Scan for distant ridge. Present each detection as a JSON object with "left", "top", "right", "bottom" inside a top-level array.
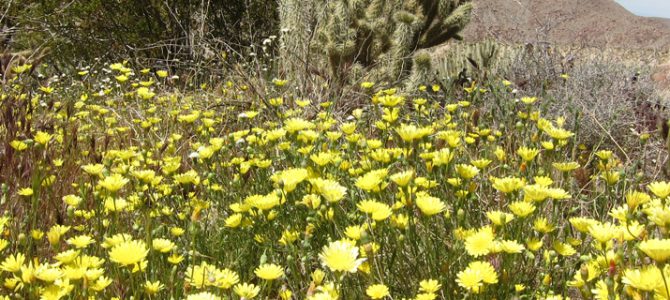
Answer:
[{"left": 462, "top": 0, "right": 670, "bottom": 49}]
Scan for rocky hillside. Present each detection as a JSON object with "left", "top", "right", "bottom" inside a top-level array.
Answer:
[{"left": 462, "top": 0, "right": 670, "bottom": 49}]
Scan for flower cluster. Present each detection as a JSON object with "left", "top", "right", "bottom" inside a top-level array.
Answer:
[{"left": 0, "top": 61, "right": 664, "bottom": 299}]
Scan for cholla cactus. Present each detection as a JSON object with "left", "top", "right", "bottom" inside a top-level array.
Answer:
[{"left": 280, "top": 0, "right": 472, "bottom": 86}]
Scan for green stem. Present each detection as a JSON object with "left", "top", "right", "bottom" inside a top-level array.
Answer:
[{"left": 660, "top": 264, "right": 670, "bottom": 300}]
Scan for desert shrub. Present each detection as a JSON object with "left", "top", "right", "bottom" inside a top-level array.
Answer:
[
  {"left": 2, "top": 1, "right": 278, "bottom": 68},
  {"left": 434, "top": 41, "right": 666, "bottom": 161},
  {"left": 508, "top": 46, "right": 665, "bottom": 157}
]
